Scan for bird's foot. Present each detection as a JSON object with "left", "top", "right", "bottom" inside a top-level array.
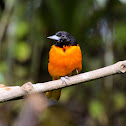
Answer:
[
  {"left": 61, "top": 76, "right": 70, "bottom": 85},
  {"left": 76, "top": 69, "right": 79, "bottom": 74}
]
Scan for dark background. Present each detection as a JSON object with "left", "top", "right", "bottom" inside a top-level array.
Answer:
[{"left": 0, "top": 0, "right": 126, "bottom": 125}]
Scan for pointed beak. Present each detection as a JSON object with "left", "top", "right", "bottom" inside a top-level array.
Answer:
[{"left": 47, "top": 35, "right": 60, "bottom": 41}]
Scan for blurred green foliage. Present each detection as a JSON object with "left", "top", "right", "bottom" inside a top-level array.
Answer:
[
  {"left": 15, "top": 42, "right": 31, "bottom": 62},
  {"left": 0, "top": 0, "right": 126, "bottom": 125}
]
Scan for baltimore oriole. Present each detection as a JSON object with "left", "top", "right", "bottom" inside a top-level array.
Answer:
[{"left": 46, "top": 31, "right": 82, "bottom": 101}]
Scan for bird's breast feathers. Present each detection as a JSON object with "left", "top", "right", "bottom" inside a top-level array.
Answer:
[{"left": 48, "top": 45, "right": 82, "bottom": 77}]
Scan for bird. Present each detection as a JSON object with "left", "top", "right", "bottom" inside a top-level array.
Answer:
[{"left": 46, "top": 31, "right": 82, "bottom": 101}]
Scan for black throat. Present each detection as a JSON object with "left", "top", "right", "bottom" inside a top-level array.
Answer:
[
  {"left": 55, "top": 41, "right": 71, "bottom": 48},
  {"left": 55, "top": 36, "right": 77, "bottom": 48}
]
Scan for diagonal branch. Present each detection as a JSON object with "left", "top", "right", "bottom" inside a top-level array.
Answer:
[{"left": 0, "top": 60, "right": 126, "bottom": 103}]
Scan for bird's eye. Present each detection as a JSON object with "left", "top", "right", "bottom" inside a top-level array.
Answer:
[{"left": 57, "top": 33, "right": 62, "bottom": 37}]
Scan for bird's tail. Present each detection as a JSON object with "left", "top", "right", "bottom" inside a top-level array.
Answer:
[{"left": 46, "top": 89, "right": 61, "bottom": 101}]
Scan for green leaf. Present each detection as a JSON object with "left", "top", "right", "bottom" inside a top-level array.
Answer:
[
  {"left": 15, "top": 22, "right": 29, "bottom": 39},
  {"left": 89, "top": 100, "right": 104, "bottom": 119},
  {"left": 15, "top": 42, "right": 31, "bottom": 62},
  {"left": 113, "top": 92, "right": 125, "bottom": 111}
]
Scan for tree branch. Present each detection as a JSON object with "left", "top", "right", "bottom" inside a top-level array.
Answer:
[{"left": 0, "top": 60, "right": 126, "bottom": 103}]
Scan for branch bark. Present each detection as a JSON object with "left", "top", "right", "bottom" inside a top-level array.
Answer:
[{"left": 0, "top": 60, "right": 126, "bottom": 103}]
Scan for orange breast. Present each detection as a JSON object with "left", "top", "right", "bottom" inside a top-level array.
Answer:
[{"left": 48, "top": 45, "right": 82, "bottom": 77}]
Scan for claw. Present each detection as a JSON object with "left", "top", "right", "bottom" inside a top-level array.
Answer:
[
  {"left": 76, "top": 69, "right": 78, "bottom": 74},
  {"left": 61, "top": 76, "right": 69, "bottom": 85}
]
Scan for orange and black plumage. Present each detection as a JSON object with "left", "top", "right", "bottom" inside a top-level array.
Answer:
[{"left": 46, "top": 31, "right": 82, "bottom": 101}]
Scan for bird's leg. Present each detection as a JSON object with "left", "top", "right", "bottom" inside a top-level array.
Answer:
[{"left": 61, "top": 76, "right": 70, "bottom": 85}]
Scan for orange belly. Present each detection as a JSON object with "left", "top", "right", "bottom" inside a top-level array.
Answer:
[{"left": 48, "top": 45, "right": 82, "bottom": 77}]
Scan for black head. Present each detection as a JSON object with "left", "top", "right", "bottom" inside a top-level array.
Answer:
[{"left": 47, "top": 31, "right": 77, "bottom": 48}]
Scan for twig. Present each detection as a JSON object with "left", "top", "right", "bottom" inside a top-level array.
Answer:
[{"left": 0, "top": 60, "right": 126, "bottom": 103}]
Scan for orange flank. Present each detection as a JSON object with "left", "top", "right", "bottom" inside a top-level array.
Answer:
[{"left": 48, "top": 45, "right": 82, "bottom": 77}]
